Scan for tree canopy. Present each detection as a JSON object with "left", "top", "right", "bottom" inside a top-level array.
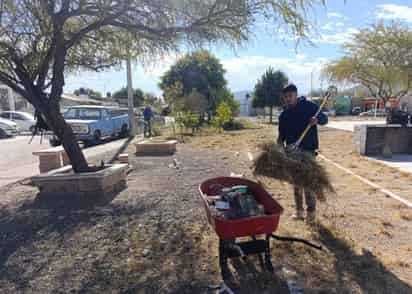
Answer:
[
  {"left": 323, "top": 22, "right": 412, "bottom": 103},
  {"left": 112, "top": 87, "right": 145, "bottom": 107},
  {"left": 253, "top": 68, "right": 288, "bottom": 122},
  {"left": 0, "top": 0, "right": 324, "bottom": 172},
  {"left": 73, "top": 88, "right": 102, "bottom": 100},
  {"left": 159, "top": 50, "right": 238, "bottom": 114}
]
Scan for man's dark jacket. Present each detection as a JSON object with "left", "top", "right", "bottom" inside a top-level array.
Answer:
[{"left": 278, "top": 96, "right": 328, "bottom": 151}]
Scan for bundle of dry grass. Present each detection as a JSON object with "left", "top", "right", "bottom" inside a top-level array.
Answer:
[{"left": 253, "top": 142, "right": 334, "bottom": 201}]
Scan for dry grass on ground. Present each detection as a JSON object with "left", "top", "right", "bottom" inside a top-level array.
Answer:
[
  {"left": 0, "top": 121, "right": 411, "bottom": 293},
  {"left": 188, "top": 123, "right": 412, "bottom": 290}
]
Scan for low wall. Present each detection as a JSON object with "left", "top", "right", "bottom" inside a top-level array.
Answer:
[{"left": 354, "top": 125, "right": 412, "bottom": 155}]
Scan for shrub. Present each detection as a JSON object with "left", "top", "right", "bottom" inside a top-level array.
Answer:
[
  {"left": 151, "top": 123, "right": 163, "bottom": 137},
  {"left": 213, "top": 101, "right": 233, "bottom": 130},
  {"left": 175, "top": 112, "right": 200, "bottom": 134},
  {"left": 223, "top": 118, "right": 260, "bottom": 131}
]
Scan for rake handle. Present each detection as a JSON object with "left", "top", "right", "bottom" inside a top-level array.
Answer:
[{"left": 293, "top": 92, "right": 331, "bottom": 148}]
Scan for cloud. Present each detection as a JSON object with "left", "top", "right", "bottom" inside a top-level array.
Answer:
[
  {"left": 321, "top": 23, "right": 335, "bottom": 31},
  {"left": 221, "top": 55, "right": 328, "bottom": 93},
  {"left": 65, "top": 54, "right": 329, "bottom": 96},
  {"left": 376, "top": 4, "right": 412, "bottom": 22},
  {"left": 321, "top": 21, "right": 346, "bottom": 32},
  {"left": 327, "top": 12, "right": 346, "bottom": 19},
  {"left": 315, "top": 27, "right": 359, "bottom": 45}
]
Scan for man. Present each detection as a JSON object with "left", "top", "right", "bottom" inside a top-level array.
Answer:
[
  {"left": 143, "top": 105, "right": 153, "bottom": 137},
  {"left": 277, "top": 84, "right": 328, "bottom": 224}
]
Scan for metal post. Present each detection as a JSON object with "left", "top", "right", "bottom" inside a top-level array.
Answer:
[
  {"left": 126, "top": 57, "right": 136, "bottom": 137},
  {"left": 374, "top": 98, "right": 378, "bottom": 118},
  {"left": 8, "top": 87, "right": 15, "bottom": 111}
]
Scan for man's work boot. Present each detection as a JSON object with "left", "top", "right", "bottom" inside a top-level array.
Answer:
[
  {"left": 291, "top": 210, "right": 304, "bottom": 221},
  {"left": 306, "top": 211, "right": 316, "bottom": 225}
]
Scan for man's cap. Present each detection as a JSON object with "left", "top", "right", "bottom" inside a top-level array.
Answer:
[{"left": 283, "top": 84, "right": 298, "bottom": 94}]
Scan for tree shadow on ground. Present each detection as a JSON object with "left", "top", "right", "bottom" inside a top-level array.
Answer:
[
  {"left": 317, "top": 224, "right": 412, "bottom": 294},
  {"left": 98, "top": 222, "right": 289, "bottom": 294},
  {"left": 108, "top": 137, "right": 134, "bottom": 164},
  {"left": 0, "top": 190, "right": 161, "bottom": 292}
]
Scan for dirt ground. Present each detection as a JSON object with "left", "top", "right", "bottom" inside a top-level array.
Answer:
[{"left": 0, "top": 123, "right": 411, "bottom": 293}]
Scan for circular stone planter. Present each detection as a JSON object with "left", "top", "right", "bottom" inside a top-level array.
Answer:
[
  {"left": 31, "top": 164, "right": 128, "bottom": 197},
  {"left": 135, "top": 140, "right": 177, "bottom": 155}
]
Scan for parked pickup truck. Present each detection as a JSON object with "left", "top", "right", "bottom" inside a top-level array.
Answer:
[{"left": 50, "top": 105, "right": 129, "bottom": 146}]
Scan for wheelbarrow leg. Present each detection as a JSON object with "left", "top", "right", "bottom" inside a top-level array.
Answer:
[
  {"left": 219, "top": 239, "right": 230, "bottom": 280},
  {"left": 264, "top": 235, "right": 274, "bottom": 272},
  {"left": 252, "top": 235, "right": 265, "bottom": 270}
]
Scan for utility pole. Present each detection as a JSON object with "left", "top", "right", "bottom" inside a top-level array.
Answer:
[{"left": 126, "top": 56, "right": 136, "bottom": 137}]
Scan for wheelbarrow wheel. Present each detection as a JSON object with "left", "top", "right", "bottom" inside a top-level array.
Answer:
[
  {"left": 219, "top": 239, "right": 230, "bottom": 280},
  {"left": 264, "top": 235, "right": 274, "bottom": 272}
]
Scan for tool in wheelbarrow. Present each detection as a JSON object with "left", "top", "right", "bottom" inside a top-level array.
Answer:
[{"left": 199, "top": 177, "right": 322, "bottom": 286}]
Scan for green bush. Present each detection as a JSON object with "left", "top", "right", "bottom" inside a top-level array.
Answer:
[
  {"left": 213, "top": 101, "right": 233, "bottom": 130},
  {"left": 175, "top": 112, "right": 200, "bottom": 134},
  {"left": 223, "top": 118, "right": 260, "bottom": 131},
  {"left": 151, "top": 123, "right": 163, "bottom": 137}
]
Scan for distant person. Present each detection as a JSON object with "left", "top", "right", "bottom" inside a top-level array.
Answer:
[
  {"left": 277, "top": 84, "right": 328, "bottom": 224},
  {"left": 143, "top": 105, "right": 153, "bottom": 137}
]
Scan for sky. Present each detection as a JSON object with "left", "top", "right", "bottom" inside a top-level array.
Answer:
[{"left": 64, "top": 1, "right": 412, "bottom": 97}]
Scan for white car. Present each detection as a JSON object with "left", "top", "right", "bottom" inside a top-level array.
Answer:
[
  {"left": 0, "top": 117, "right": 18, "bottom": 138},
  {"left": 0, "top": 111, "right": 36, "bottom": 132}
]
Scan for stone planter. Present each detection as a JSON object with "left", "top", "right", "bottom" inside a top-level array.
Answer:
[
  {"left": 135, "top": 140, "right": 177, "bottom": 155},
  {"left": 118, "top": 153, "right": 129, "bottom": 164},
  {"left": 31, "top": 164, "right": 128, "bottom": 197},
  {"left": 354, "top": 125, "right": 412, "bottom": 156}
]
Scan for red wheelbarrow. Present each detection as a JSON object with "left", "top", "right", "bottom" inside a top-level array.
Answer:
[{"left": 199, "top": 177, "right": 322, "bottom": 281}]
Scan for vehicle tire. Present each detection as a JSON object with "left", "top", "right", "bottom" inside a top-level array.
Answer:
[
  {"left": 94, "top": 130, "right": 102, "bottom": 144},
  {"left": 119, "top": 124, "right": 129, "bottom": 138},
  {"left": 0, "top": 128, "right": 7, "bottom": 139},
  {"left": 49, "top": 139, "right": 61, "bottom": 147}
]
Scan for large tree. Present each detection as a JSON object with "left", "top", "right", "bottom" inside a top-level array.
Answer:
[
  {"left": 159, "top": 50, "right": 233, "bottom": 117},
  {"left": 252, "top": 68, "right": 288, "bottom": 123},
  {"left": 112, "top": 87, "right": 144, "bottom": 107},
  {"left": 73, "top": 87, "right": 102, "bottom": 100},
  {"left": 0, "top": 0, "right": 322, "bottom": 172},
  {"left": 323, "top": 22, "right": 412, "bottom": 105}
]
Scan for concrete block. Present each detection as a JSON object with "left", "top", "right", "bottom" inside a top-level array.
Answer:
[
  {"left": 354, "top": 124, "right": 412, "bottom": 156},
  {"left": 62, "top": 152, "right": 71, "bottom": 166},
  {"left": 135, "top": 140, "right": 177, "bottom": 155},
  {"left": 118, "top": 153, "right": 129, "bottom": 164},
  {"left": 31, "top": 164, "right": 128, "bottom": 197}
]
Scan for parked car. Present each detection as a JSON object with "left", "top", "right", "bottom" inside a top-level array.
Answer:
[
  {"left": 49, "top": 105, "right": 130, "bottom": 146},
  {"left": 0, "top": 111, "right": 36, "bottom": 132},
  {"left": 386, "top": 109, "right": 410, "bottom": 126},
  {"left": 351, "top": 106, "right": 361, "bottom": 115},
  {"left": 359, "top": 109, "right": 387, "bottom": 117},
  {"left": 0, "top": 117, "right": 19, "bottom": 138}
]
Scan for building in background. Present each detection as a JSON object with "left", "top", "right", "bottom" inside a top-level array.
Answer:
[
  {"left": 0, "top": 84, "right": 34, "bottom": 114},
  {"left": 233, "top": 90, "right": 253, "bottom": 116}
]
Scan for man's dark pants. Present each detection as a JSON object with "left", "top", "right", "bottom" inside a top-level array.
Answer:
[
  {"left": 293, "top": 151, "right": 316, "bottom": 213},
  {"left": 144, "top": 119, "right": 152, "bottom": 137}
]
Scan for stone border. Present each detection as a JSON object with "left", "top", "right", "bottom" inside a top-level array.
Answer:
[
  {"left": 135, "top": 140, "right": 177, "bottom": 155},
  {"left": 31, "top": 164, "right": 128, "bottom": 197}
]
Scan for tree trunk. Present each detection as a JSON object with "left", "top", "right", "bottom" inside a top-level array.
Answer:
[
  {"left": 44, "top": 104, "right": 89, "bottom": 173},
  {"left": 269, "top": 107, "right": 273, "bottom": 124}
]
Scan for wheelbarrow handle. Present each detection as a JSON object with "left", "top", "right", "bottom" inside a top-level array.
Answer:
[{"left": 270, "top": 234, "right": 323, "bottom": 251}]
